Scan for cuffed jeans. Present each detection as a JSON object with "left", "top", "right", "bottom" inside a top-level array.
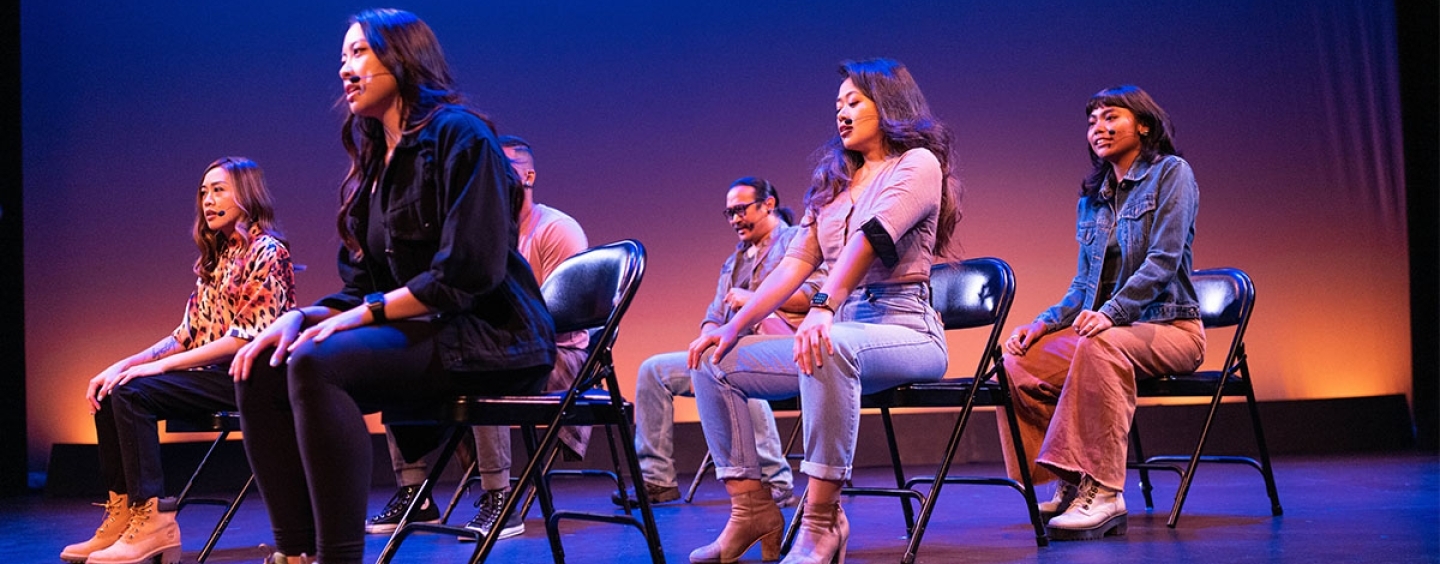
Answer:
[
  {"left": 998, "top": 318, "right": 1205, "bottom": 491},
  {"left": 693, "top": 283, "right": 947, "bottom": 482},
  {"left": 633, "top": 351, "right": 792, "bottom": 490}
]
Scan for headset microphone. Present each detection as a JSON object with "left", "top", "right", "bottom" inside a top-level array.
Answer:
[
  {"left": 1107, "top": 128, "right": 1116, "bottom": 135},
  {"left": 347, "top": 72, "right": 393, "bottom": 84},
  {"left": 216, "top": 210, "right": 226, "bottom": 217},
  {"left": 842, "top": 118, "right": 854, "bottom": 125}
]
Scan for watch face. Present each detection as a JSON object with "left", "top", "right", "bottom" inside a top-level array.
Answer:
[{"left": 810, "top": 292, "right": 829, "bottom": 307}]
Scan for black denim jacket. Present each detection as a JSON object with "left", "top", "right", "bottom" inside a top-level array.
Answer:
[{"left": 316, "top": 105, "right": 556, "bottom": 374}]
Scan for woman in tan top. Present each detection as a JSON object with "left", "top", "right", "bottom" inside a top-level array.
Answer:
[{"left": 687, "top": 58, "right": 962, "bottom": 564}]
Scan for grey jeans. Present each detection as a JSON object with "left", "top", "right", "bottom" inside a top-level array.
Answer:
[{"left": 693, "top": 283, "right": 947, "bottom": 482}]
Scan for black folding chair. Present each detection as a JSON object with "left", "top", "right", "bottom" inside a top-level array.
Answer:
[
  {"left": 1128, "top": 267, "right": 1282, "bottom": 527},
  {"left": 166, "top": 411, "right": 254, "bottom": 564},
  {"left": 780, "top": 257, "right": 1047, "bottom": 564},
  {"left": 377, "top": 240, "right": 663, "bottom": 564}
]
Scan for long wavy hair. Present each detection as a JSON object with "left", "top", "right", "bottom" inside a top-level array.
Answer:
[
  {"left": 334, "top": 8, "right": 503, "bottom": 258},
  {"left": 1081, "top": 85, "right": 1180, "bottom": 197},
  {"left": 730, "top": 176, "right": 794, "bottom": 225},
  {"left": 804, "top": 58, "right": 961, "bottom": 257},
  {"left": 193, "top": 157, "right": 284, "bottom": 283}
]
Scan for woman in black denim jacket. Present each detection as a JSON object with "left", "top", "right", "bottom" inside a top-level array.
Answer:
[
  {"left": 230, "top": 9, "right": 555, "bottom": 564},
  {"left": 1000, "top": 85, "right": 1205, "bottom": 542}
]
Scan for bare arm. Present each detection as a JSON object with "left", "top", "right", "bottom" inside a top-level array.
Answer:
[{"left": 792, "top": 231, "right": 876, "bottom": 374}]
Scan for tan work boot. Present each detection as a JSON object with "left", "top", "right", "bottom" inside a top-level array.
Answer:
[
  {"left": 264, "top": 551, "right": 317, "bottom": 564},
  {"left": 60, "top": 491, "right": 131, "bottom": 563},
  {"left": 86, "top": 497, "right": 182, "bottom": 564}
]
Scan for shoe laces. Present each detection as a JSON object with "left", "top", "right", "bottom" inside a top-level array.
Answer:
[
  {"left": 92, "top": 496, "right": 127, "bottom": 535},
  {"left": 374, "top": 485, "right": 420, "bottom": 520},
  {"left": 1074, "top": 477, "right": 1103, "bottom": 510},
  {"left": 120, "top": 500, "right": 156, "bottom": 540},
  {"left": 473, "top": 489, "right": 509, "bottom": 524}
]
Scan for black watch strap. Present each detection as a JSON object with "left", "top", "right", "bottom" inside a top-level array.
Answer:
[{"left": 365, "top": 292, "right": 388, "bottom": 323}]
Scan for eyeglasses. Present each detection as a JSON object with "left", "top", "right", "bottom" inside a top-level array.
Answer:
[{"left": 722, "top": 201, "right": 763, "bottom": 220}]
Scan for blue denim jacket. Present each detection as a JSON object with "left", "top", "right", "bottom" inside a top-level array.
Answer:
[{"left": 1035, "top": 154, "right": 1201, "bottom": 332}]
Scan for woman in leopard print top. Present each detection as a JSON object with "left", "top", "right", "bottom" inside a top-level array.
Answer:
[{"left": 62, "top": 157, "right": 295, "bottom": 564}]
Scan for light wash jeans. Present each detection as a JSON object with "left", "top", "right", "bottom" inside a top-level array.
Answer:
[
  {"left": 693, "top": 283, "right": 948, "bottom": 482},
  {"left": 633, "top": 351, "right": 792, "bottom": 490}
]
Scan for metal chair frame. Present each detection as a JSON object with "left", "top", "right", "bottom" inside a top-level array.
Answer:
[
  {"left": 376, "top": 240, "right": 663, "bottom": 564},
  {"left": 166, "top": 411, "right": 255, "bottom": 564},
  {"left": 1128, "top": 267, "right": 1282, "bottom": 528},
  {"left": 779, "top": 257, "right": 1048, "bottom": 563}
]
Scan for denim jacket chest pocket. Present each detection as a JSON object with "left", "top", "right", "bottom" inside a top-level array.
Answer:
[
  {"left": 383, "top": 149, "right": 443, "bottom": 276},
  {"left": 1076, "top": 220, "right": 1098, "bottom": 245},
  {"left": 385, "top": 148, "right": 441, "bottom": 239},
  {"left": 1114, "top": 191, "right": 1157, "bottom": 249}
]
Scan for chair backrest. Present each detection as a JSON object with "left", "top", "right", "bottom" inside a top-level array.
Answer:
[
  {"left": 1192, "top": 267, "right": 1255, "bottom": 330},
  {"left": 930, "top": 257, "right": 1016, "bottom": 331},
  {"left": 1190, "top": 267, "right": 1255, "bottom": 375},
  {"left": 930, "top": 257, "right": 1016, "bottom": 379},
  {"left": 539, "top": 239, "right": 646, "bottom": 390}
]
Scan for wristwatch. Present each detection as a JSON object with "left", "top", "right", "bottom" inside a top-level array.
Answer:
[
  {"left": 809, "top": 292, "right": 836, "bottom": 313},
  {"left": 365, "top": 292, "right": 388, "bottom": 323}
]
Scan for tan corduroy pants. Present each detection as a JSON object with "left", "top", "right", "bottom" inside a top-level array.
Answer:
[{"left": 998, "top": 319, "right": 1205, "bottom": 491}]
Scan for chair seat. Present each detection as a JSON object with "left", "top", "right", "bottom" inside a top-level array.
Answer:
[
  {"left": 383, "top": 390, "right": 631, "bottom": 428},
  {"left": 1138, "top": 370, "right": 1250, "bottom": 397},
  {"left": 165, "top": 411, "right": 243, "bottom": 433},
  {"left": 766, "top": 379, "right": 1009, "bottom": 412}
]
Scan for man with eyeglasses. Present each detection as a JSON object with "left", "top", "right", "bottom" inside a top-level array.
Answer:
[{"left": 613, "top": 177, "right": 826, "bottom": 508}]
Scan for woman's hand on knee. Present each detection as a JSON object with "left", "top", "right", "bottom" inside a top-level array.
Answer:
[
  {"left": 1005, "top": 321, "right": 1047, "bottom": 356},
  {"left": 793, "top": 309, "right": 834, "bottom": 375},
  {"left": 688, "top": 322, "right": 737, "bottom": 369},
  {"left": 231, "top": 310, "right": 304, "bottom": 381},
  {"left": 296, "top": 306, "right": 366, "bottom": 347},
  {"left": 84, "top": 361, "right": 126, "bottom": 414},
  {"left": 1071, "top": 310, "right": 1114, "bottom": 339}
]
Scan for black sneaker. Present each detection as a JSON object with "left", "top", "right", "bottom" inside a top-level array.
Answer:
[
  {"left": 365, "top": 485, "right": 440, "bottom": 534},
  {"left": 610, "top": 482, "right": 681, "bottom": 508},
  {"left": 459, "top": 487, "right": 525, "bottom": 541}
]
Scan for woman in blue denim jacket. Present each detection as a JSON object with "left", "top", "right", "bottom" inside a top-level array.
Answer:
[
  {"left": 229, "top": 9, "right": 554, "bottom": 564},
  {"left": 1000, "top": 85, "right": 1206, "bottom": 541}
]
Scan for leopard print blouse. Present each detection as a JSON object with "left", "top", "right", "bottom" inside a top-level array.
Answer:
[{"left": 171, "top": 227, "right": 296, "bottom": 349}]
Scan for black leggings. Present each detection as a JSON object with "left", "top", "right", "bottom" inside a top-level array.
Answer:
[
  {"left": 95, "top": 368, "right": 236, "bottom": 501},
  {"left": 235, "top": 321, "right": 548, "bottom": 563}
]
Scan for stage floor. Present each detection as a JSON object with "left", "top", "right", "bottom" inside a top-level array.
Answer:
[{"left": 4, "top": 452, "right": 1435, "bottom": 563}]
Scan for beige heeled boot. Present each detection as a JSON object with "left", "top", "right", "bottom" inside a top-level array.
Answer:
[
  {"left": 689, "top": 487, "right": 784, "bottom": 563},
  {"left": 86, "top": 497, "right": 182, "bottom": 564},
  {"left": 60, "top": 492, "right": 131, "bottom": 563},
  {"left": 779, "top": 502, "right": 849, "bottom": 564}
]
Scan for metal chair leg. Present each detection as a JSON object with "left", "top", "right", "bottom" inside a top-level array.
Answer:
[{"left": 685, "top": 452, "right": 713, "bottom": 503}]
